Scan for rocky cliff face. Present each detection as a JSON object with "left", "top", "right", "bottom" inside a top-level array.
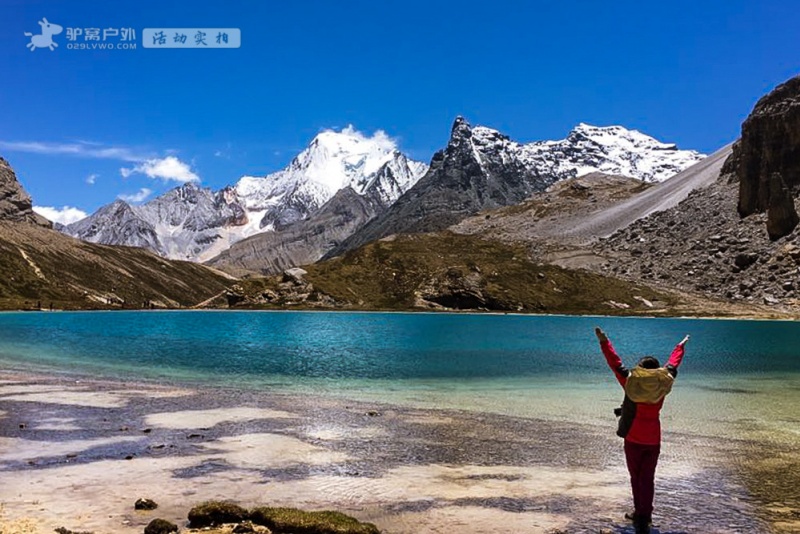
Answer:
[
  {"left": 732, "top": 75, "right": 800, "bottom": 239},
  {"left": 207, "top": 187, "right": 382, "bottom": 276},
  {"left": 0, "top": 158, "right": 51, "bottom": 228}
]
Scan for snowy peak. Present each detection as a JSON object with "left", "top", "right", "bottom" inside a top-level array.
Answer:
[
  {"left": 447, "top": 117, "right": 704, "bottom": 184},
  {"left": 568, "top": 123, "right": 678, "bottom": 151},
  {"left": 233, "top": 126, "right": 428, "bottom": 227},
  {"left": 275, "top": 126, "right": 414, "bottom": 196},
  {"left": 525, "top": 123, "right": 704, "bottom": 182}
]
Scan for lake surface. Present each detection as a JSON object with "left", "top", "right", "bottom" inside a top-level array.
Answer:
[
  {"left": 0, "top": 311, "right": 798, "bottom": 532},
  {"left": 0, "top": 311, "right": 798, "bottom": 441}
]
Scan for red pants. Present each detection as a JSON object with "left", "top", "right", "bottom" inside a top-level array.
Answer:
[{"left": 624, "top": 440, "right": 661, "bottom": 522}]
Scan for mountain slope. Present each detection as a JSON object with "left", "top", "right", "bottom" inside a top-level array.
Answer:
[
  {"left": 557, "top": 143, "right": 732, "bottom": 240},
  {"left": 326, "top": 118, "right": 704, "bottom": 258},
  {"left": 229, "top": 232, "right": 679, "bottom": 314},
  {"left": 64, "top": 128, "right": 427, "bottom": 263},
  {"left": 0, "top": 158, "right": 230, "bottom": 310},
  {"left": 0, "top": 222, "right": 231, "bottom": 309}
]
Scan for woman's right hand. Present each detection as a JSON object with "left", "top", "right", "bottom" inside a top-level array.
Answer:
[{"left": 595, "top": 327, "right": 608, "bottom": 343}]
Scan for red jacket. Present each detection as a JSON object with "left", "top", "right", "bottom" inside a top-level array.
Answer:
[{"left": 600, "top": 340, "right": 685, "bottom": 445}]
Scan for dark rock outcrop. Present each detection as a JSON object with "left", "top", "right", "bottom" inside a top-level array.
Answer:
[
  {"left": 733, "top": 75, "right": 800, "bottom": 218},
  {"left": 0, "top": 157, "right": 51, "bottom": 227},
  {"left": 766, "top": 172, "right": 800, "bottom": 240}
]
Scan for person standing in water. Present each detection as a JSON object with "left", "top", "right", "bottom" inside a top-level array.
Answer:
[{"left": 595, "top": 327, "right": 690, "bottom": 534}]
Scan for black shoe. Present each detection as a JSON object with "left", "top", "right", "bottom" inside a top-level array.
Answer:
[{"left": 634, "top": 517, "right": 651, "bottom": 534}]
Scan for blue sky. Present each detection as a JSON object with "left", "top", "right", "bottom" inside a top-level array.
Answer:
[{"left": 1, "top": 0, "right": 799, "bottom": 222}]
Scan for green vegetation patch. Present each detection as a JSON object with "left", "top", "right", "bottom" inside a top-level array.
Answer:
[{"left": 188, "top": 501, "right": 249, "bottom": 527}]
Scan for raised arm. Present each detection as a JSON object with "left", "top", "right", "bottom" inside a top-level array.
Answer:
[
  {"left": 665, "top": 334, "right": 689, "bottom": 377},
  {"left": 595, "top": 327, "right": 629, "bottom": 387}
]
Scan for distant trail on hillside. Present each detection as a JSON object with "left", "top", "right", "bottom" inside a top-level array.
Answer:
[{"left": 561, "top": 143, "right": 733, "bottom": 240}]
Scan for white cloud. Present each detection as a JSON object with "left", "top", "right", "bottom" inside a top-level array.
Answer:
[
  {"left": 117, "top": 188, "right": 152, "bottom": 203},
  {"left": 0, "top": 140, "right": 142, "bottom": 162},
  {"left": 86, "top": 173, "right": 98, "bottom": 185},
  {"left": 334, "top": 125, "right": 398, "bottom": 152},
  {"left": 32, "top": 205, "right": 88, "bottom": 225},
  {"left": 0, "top": 140, "right": 201, "bottom": 184},
  {"left": 120, "top": 156, "right": 199, "bottom": 183}
]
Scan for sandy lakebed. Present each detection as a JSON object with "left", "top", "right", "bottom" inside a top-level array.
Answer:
[{"left": 0, "top": 370, "right": 797, "bottom": 534}]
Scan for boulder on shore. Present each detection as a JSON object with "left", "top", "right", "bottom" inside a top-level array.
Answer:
[{"left": 144, "top": 518, "right": 178, "bottom": 534}]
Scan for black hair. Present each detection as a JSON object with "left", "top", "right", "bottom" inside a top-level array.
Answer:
[{"left": 637, "top": 356, "right": 660, "bottom": 369}]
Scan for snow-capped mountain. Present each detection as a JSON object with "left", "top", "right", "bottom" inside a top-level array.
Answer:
[
  {"left": 469, "top": 122, "right": 704, "bottom": 185},
  {"left": 516, "top": 123, "right": 703, "bottom": 183},
  {"left": 63, "top": 127, "right": 428, "bottom": 262},
  {"left": 234, "top": 126, "right": 427, "bottom": 229},
  {"left": 64, "top": 185, "right": 247, "bottom": 260},
  {"left": 327, "top": 117, "right": 705, "bottom": 257}
]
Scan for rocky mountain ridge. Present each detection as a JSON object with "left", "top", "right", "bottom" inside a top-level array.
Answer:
[
  {"left": 326, "top": 118, "right": 704, "bottom": 258},
  {"left": 0, "top": 157, "right": 51, "bottom": 228}
]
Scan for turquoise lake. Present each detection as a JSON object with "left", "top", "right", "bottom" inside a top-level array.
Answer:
[
  {"left": 0, "top": 311, "right": 798, "bottom": 444},
  {"left": 1, "top": 310, "right": 799, "bottom": 532}
]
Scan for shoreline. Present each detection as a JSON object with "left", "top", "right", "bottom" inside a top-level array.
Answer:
[
  {"left": 0, "top": 306, "right": 797, "bottom": 322},
  {"left": 1, "top": 369, "right": 794, "bottom": 533}
]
